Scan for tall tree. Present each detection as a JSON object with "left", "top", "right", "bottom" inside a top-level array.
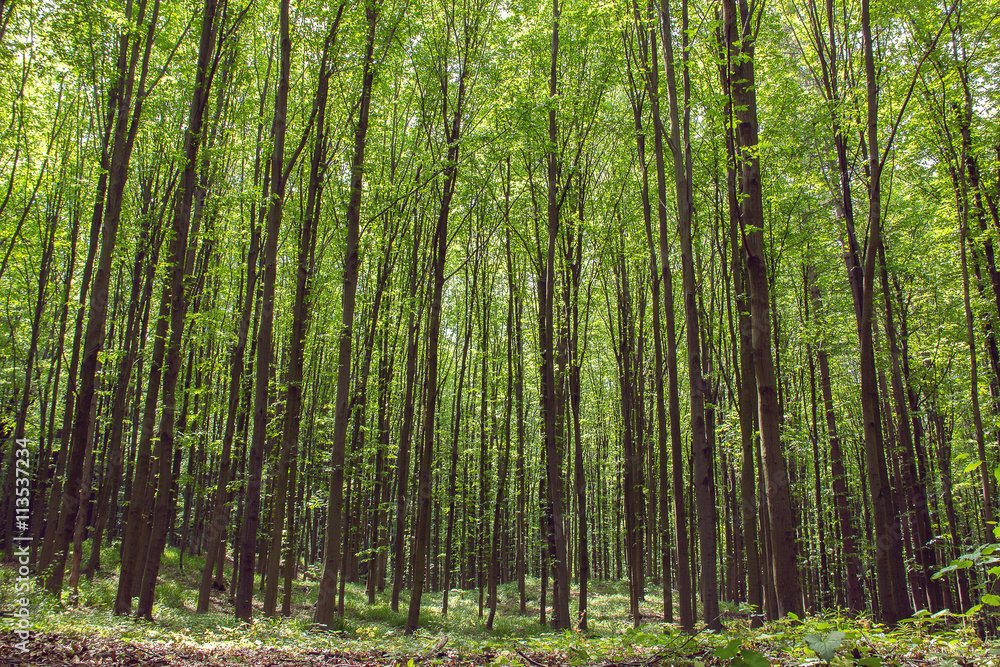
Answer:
[
  {"left": 236, "top": 0, "right": 292, "bottom": 622},
  {"left": 659, "top": 0, "right": 719, "bottom": 630},
  {"left": 314, "top": 3, "right": 378, "bottom": 627},
  {"left": 264, "top": 4, "right": 345, "bottom": 618},
  {"left": 721, "top": 0, "right": 803, "bottom": 619},
  {"left": 406, "top": 0, "right": 486, "bottom": 632},
  {"left": 135, "top": 0, "right": 224, "bottom": 620}
]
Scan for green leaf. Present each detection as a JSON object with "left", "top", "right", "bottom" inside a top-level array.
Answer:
[
  {"left": 713, "top": 639, "right": 741, "bottom": 660},
  {"left": 803, "top": 631, "right": 845, "bottom": 662},
  {"left": 737, "top": 648, "right": 770, "bottom": 667},
  {"left": 858, "top": 658, "right": 883, "bottom": 667},
  {"left": 932, "top": 564, "right": 957, "bottom": 580},
  {"left": 982, "top": 594, "right": 1000, "bottom": 606},
  {"left": 964, "top": 460, "right": 984, "bottom": 474}
]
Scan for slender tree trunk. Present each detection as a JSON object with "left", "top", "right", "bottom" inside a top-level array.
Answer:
[
  {"left": 634, "top": 5, "right": 673, "bottom": 624},
  {"left": 315, "top": 5, "right": 377, "bottom": 627},
  {"left": 85, "top": 181, "right": 161, "bottom": 579},
  {"left": 857, "top": 0, "right": 911, "bottom": 623},
  {"left": 195, "top": 43, "right": 273, "bottom": 611},
  {"left": 487, "top": 266, "right": 514, "bottom": 629},
  {"left": 715, "top": 13, "right": 764, "bottom": 621},
  {"left": 442, "top": 265, "right": 475, "bottom": 616},
  {"left": 237, "top": 0, "right": 291, "bottom": 622},
  {"left": 542, "top": 0, "right": 571, "bottom": 629},
  {"left": 67, "top": 411, "right": 96, "bottom": 599},
  {"left": 367, "top": 328, "right": 394, "bottom": 603},
  {"left": 135, "top": 7, "right": 220, "bottom": 618},
  {"left": 875, "top": 240, "right": 942, "bottom": 612},
  {"left": 390, "top": 220, "right": 425, "bottom": 612},
  {"left": 265, "top": 7, "right": 342, "bottom": 616},
  {"left": 723, "top": 0, "right": 802, "bottom": 619},
  {"left": 568, "top": 182, "right": 588, "bottom": 631},
  {"left": 806, "top": 266, "right": 864, "bottom": 611},
  {"left": 405, "top": 29, "right": 467, "bottom": 633},
  {"left": 961, "top": 164, "right": 991, "bottom": 525},
  {"left": 611, "top": 256, "right": 644, "bottom": 628},
  {"left": 7, "top": 193, "right": 57, "bottom": 558},
  {"left": 659, "top": 0, "right": 717, "bottom": 630}
]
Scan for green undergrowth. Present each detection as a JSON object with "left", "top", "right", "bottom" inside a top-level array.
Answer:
[{"left": 3, "top": 544, "right": 1000, "bottom": 665}]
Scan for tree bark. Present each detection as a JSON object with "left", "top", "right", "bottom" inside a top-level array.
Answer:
[
  {"left": 659, "top": 0, "right": 718, "bottom": 629},
  {"left": 806, "top": 265, "right": 864, "bottom": 611}
]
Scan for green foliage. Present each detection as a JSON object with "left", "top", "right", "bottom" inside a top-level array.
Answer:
[
  {"left": 933, "top": 542, "right": 1000, "bottom": 581},
  {"left": 714, "top": 639, "right": 770, "bottom": 667},
  {"left": 5, "top": 0, "right": 1000, "bottom": 662},
  {"left": 803, "top": 630, "right": 845, "bottom": 663},
  {"left": 5, "top": 554, "right": 997, "bottom": 666}
]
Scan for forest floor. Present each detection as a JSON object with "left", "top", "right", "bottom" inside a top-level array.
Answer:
[{"left": 0, "top": 545, "right": 997, "bottom": 666}]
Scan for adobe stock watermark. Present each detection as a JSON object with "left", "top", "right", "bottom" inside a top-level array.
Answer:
[{"left": 8, "top": 438, "right": 32, "bottom": 654}]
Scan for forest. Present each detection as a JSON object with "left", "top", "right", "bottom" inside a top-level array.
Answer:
[{"left": 1, "top": 0, "right": 999, "bottom": 663}]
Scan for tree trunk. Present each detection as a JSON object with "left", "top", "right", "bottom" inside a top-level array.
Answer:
[
  {"left": 442, "top": 263, "right": 476, "bottom": 616},
  {"left": 134, "top": 0, "right": 220, "bottom": 619},
  {"left": 542, "top": 0, "right": 571, "bottom": 630},
  {"left": 659, "top": 0, "right": 717, "bottom": 630},
  {"left": 265, "top": 6, "right": 342, "bottom": 617},
  {"left": 405, "top": 25, "right": 467, "bottom": 633},
  {"left": 806, "top": 266, "right": 864, "bottom": 611},
  {"left": 857, "top": 0, "right": 911, "bottom": 624},
  {"left": 723, "top": 0, "right": 802, "bottom": 619},
  {"left": 314, "top": 5, "right": 376, "bottom": 627}
]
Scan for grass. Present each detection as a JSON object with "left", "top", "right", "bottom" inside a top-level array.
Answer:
[{"left": 3, "top": 542, "right": 1000, "bottom": 665}]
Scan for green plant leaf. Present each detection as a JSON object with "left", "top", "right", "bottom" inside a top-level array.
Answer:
[
  {"left": 932, "top": 564, "right": 957, "bottom": 579},
  {"left": 964, "top": 460, "right": 983, "bottom": 474},
  {"left": 737, "top": 648, "right": 770, "bottom": 667},
  {"left": 803, "top": 631, "right": 844, "bottom": 662},
  {"left": 713, "top": 638, "right": 741, "bottom": 660},
  {"left": 857, "top": 657, "right": 882, "bottom": 667}
]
